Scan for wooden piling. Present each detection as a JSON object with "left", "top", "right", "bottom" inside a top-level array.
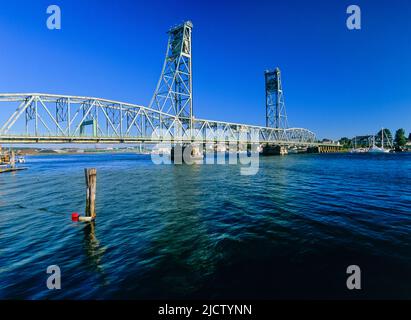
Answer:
[{"left": 85, "top": 168, "right": 97, "bottom": 219}]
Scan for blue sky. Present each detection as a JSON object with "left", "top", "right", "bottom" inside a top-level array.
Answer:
[{"left": 0, "top": 0, "right": 410, "bottom": 139}]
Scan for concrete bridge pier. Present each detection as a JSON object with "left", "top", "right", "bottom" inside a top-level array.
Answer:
[
  {"left": 171, "top": 143, "right": 203, "bottom": 164},
  {"left": 261, "top": 144, "right": 288, "bottom": 156},
  {"left": 248, "top": 143, "right": 261, "bottom": 154}
]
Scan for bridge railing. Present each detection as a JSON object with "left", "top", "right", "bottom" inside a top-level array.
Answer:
[{"left": 0, "top": 94, "right": 317, "bottom": 145}]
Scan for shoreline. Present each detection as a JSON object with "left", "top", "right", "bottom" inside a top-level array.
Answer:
[{"left": 23, "top": 151, "right": 151, "bottom": 156}]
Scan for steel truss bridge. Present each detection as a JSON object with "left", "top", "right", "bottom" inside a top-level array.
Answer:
[
  {"left": 0, "top": 21, "right": 319, "bottom": 147},
  {"left": 0, "top": 94, "right": 316, "bottom": 145}
]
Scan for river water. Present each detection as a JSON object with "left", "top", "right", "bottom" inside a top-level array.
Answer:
[{"left": 0, "top": 153, "right": 410, "bottom": 299}]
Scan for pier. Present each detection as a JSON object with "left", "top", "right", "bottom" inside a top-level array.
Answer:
[
  {"left": 0, "top": 145, "right": 27, "bottom": 173},
  {"left": 308, "top": 145, "right": 343, "bottom": 153}
]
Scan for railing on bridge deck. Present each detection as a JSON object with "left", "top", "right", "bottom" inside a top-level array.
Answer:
[{"left": 0, "top": 94, "right": 318, "bottom": 146}]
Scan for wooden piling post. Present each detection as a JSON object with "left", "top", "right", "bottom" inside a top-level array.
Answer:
[{"left": 85, "top": 168, "right": 97, "bottom": 219}]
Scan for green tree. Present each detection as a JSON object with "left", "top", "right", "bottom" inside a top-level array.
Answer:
[
  {"left": 408, "top": 133, "right": 411, "bottom": 142},
  {"left": 376, "top": 128, "right": 392, "bottom": 140},
  {"left": 339, "top": 137, "right": 352, "bottom": 148},
  {"left": 376, "top": 128, "right": 392, "bottom": 147},
  {"left": 394, "top": 128, "right": 407, "bottom": 147}
]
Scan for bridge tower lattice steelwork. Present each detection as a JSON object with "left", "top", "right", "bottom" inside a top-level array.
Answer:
[
  {"left": 265, "top": 68, "right": 288, "bottom": 129},
  {"left": 149, "top": 21, "right": 193, "bottom": 134}
]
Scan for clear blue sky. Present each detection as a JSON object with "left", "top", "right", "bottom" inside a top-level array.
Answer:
[{"left": 0, "top": 0, "right": 410, "bottom": 139}]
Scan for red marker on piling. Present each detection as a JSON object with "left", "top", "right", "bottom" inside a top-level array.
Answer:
[{"left": 70, "top": 168, "right": 97, "bottom": 223}]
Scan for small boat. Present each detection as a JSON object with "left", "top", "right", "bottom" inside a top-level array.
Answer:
[
  {"left": 368, "top": 129, "right": 390, "bottom": 153},
  {"left": 350, "top": 148, "right": 368, "bottom": 153},
  {"left": 288, "top": 146, "right": 308, "bottom": 154},
  {"left": 350, "top": 137, "right": 368, "bottom": 153},
  {"left": 288, "top": 147, "right": 298, "bottom": 154},
  {"left": 368, "top": 145, "right": 390, "bottom": 153},
  {"left": 151, "top": 147, "right": 171, "bottom": 155},
  {"left": 17, "top": 156, "right": 25, "bottom": 163}
]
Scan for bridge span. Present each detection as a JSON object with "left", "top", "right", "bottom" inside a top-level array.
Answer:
[
  {"left": 0, "top": 93, "right": 316, "bottom": 146},
  {"left": 0, "top": 21, "right": 338, "bottom": 151}
]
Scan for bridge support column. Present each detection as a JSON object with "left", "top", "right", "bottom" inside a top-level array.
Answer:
[
  {"left": 307, "top": 146, "right": 319, "bottom": 153},
  {"left": 261, "top": 144, "right": 288, "bottom": 156},
  {"left": 171, "top": 143, "right": 203, "bottom": 164}
]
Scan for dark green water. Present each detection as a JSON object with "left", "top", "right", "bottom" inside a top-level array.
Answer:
[{"left": 0, "top": 153, "right": 410, "bottom": 299}]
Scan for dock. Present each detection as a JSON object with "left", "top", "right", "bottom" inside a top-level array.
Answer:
[
  {"left": 0, "top": 145, "right": 27, "bottom": 173},
  {"left": 0, "top": 167, "right": 27, "bottom": 174}
]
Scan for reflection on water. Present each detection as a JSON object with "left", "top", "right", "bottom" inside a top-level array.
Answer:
[
  {"left": 83, "top": 222, "right": 105, "bottom": 273},
  {"left": 0, "top": 153, "right": 411, "bottom": 299}
]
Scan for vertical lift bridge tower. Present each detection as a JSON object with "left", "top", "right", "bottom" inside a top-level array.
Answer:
[{"left": 265, "top": 68, "right": 288, "bottom": 129}]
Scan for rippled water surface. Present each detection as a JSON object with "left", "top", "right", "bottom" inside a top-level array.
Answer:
[{"left": 0, "top": 153, "right": 410, "bottom": 299}]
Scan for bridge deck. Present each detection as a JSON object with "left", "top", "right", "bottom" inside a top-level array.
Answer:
[
  {"left": 0, "top": 94, "right": 322, "bottom": 147},
  {"left": 0, "top": 135, "right": 340, "bottom": 148}
]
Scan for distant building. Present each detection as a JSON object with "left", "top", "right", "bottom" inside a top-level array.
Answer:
[
  {"left": 321, "top": 139, "right": 338, "bottom": 145},
  {"left": 352, "top": 135, "right": 373, "bottom": 148}
]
